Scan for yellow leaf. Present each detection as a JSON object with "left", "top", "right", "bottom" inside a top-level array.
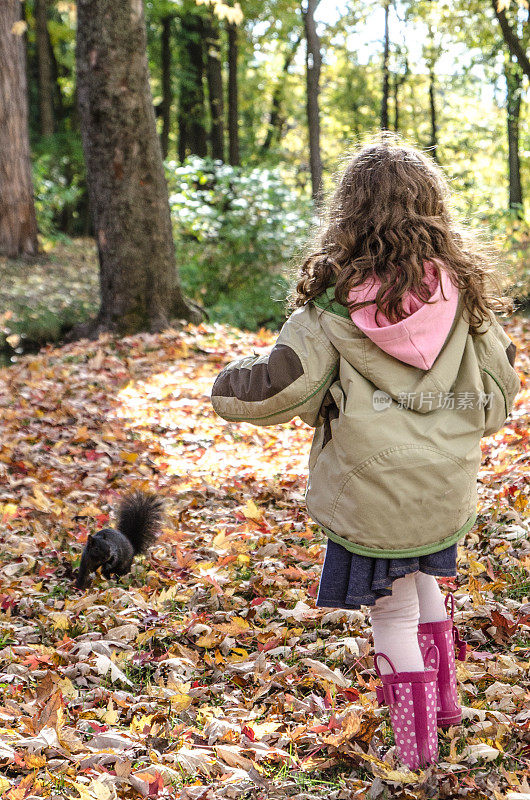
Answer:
[
  {"left": 0, "top": 777, "right": 10, "bottom": 793},
  {"left": 31, "top": 487, "right": 52, "bottom": 511},
  {"left": 469, "top": 558, "right": 487, "bottom": 576},
  {"left": 212, "top": 530, "right": 228, "bottom": 549},
  {"left": 196, "top": 632, "right": 223, "bottom": 648},
  {"left": 120, "top": 451, "right": 139, "bottom": 463},
  {"left": 356, "top": 751, "right": 422, "bottom": 782},
  {"left": 136, "top": 630, "right": 156, "bottom": 647},
  {"left": 130, "top": 714, "right": 155, "bottom": 734},
  {"left": 227, "top": 647, "right": 248, "bottom": 662},
  {"left": 73, "top": 426, "right": 91, "bottom": 443},
  {"left": 57, "top": 677, "right": 78, "bottom": 699},
  {"left": 157, "top": 583, "right": 180, "bottom": 607},
  {"left": 1, "top": 503, "right": 17, "bottom": 521},
  {"left": 101, "top": 700, "right": 119, "bottom": 725},
  {"left": 92, "top": 781, "right": 113, "bottom": 800},
  {"left": 50, "top": 613, "right": 70, "bottom": 630},
  {"left": 170, "top": 693, "right": 192, "bottom": 712},
  {"left": 242, "top": 499, "right": 261, "bottom": 521},
  {"left": 218, "top": 616, "right": 249, "bottom": 636},
  {"left": 11, "top": 20, "right": 27, "bottom": 35},
  {"left": 76, "top": 504, "right": 101, "bottom": 516},
  {"left": 5, "top": 334, "right": 20, "bottom": 348},
  {"left": 25, "top": 754, "right": 46, "bottom": 768},
  {"left": 196, "top": 561, "right": 215, "bottom": 571},
  {"left": 514, "top": 492, "right": 528, "bottom": 516}
]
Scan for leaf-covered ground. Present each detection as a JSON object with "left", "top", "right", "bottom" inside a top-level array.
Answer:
[
  {"left": 0, "top": 316, "right": 528, "bottom": 800},
  {"left": 0, "top": 239, "right": 98, "bottom": 359}
]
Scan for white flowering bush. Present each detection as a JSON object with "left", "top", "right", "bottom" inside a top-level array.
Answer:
[{"left": 166, "top": 157, "right": 313, "bottom": 329}]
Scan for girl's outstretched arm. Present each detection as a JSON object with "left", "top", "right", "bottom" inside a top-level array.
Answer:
[{"left": 210, "top": 304, "right": 339, "bottom": 427}]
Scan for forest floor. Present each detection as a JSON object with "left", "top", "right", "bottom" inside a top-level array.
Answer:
[
  {"left": 0, "top": 239, "right": 98, "bottom": 363},
  {"left": 0, "top": 313, "right": 528, "bottom": 799}
]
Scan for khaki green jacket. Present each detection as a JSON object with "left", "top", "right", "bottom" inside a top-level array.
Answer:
[{"left": 211, "top": 289, "right": 520, "bottom": 558}]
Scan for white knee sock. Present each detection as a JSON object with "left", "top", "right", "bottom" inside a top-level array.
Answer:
[
  {"left": 414, "top": 572, "right": 448, "bottom": 624},
  {"left": 369, "top": 573, "right": 425, "bottom": 675}
]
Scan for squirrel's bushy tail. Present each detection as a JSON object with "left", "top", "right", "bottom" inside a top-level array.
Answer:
[{"left": 117, "top": 491, "right": 164, "bottom": 554}]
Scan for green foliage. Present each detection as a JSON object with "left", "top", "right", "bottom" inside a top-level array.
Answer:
[
  {"left": 167, "top": 157, "right": 313, "bottom": 329},
  {"left": 32, "top": 133, "right": 88, "bottom": 238}
]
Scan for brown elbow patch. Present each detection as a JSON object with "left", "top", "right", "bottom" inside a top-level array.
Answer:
[
  {"left": 506, "top": 341, "right": 516, "bottom": 367},
  {"left": 212, "top": 344, "right": 304, "bottom": 401}
]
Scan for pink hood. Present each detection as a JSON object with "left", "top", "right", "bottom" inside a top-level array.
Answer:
[{"left": 347, "top": 261, "right": 459, "bottom": 370}]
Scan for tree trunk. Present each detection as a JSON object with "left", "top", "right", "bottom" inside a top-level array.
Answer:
[
  {"left": 47, "top": 22, "right": 66, "bottom": 121},
  {"left": 0, "top": 1, "right": 39, "bottom": 257},
  {"left": 261, "top": 34, "right": 301, "bottom": 153},
  {"left": 177, "top": 13, "right": 208, "bottom": 160},
  {"left": 227, "top": 21, "right": 240, "bottom": 166},
  {"left": 505, "top": 59, "right": 523, "bottom": 216},
  {"left": 492, "top": 0, "right": 530, "bottom": 82},
  {"left": 303, "top": 0, "right": 322, "bottom": 205},
  {"left": 392, "top": 55, "right": 408, "bottom": 133},
  {"left": 76, "top": 0, "right": 200, "bottom": 335},
  {"left": 160, "top": 15, "right": 172, "bottom": 159},
  {"left": 35, "top": 0, "right": 54, "bottom": 136},
  {"left": 392, "top": 73, "right": 399, "bottom": 131},
  {"left": 427, "top": 24, "right": 437, "bottom": 161},
  {"left": 206, "top": 16, "right": 224, "bottom": 161},
  {"left": 381, "top": 0, "right": 390, "bottom": 130}
]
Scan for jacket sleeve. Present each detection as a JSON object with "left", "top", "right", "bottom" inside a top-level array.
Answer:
[
  {"left": 210, "top": 303, "right": 339, "bottom": 427},
  {"left": 478, "top": 315, "right": 521, "bottom": 437}
]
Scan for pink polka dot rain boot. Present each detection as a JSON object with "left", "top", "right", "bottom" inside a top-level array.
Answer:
[
  {"left": 374, "top": 645, "right": 440, "bottom": 770},
  {"left": 417, "top": 592, "right": 467, "bottom": 728}
]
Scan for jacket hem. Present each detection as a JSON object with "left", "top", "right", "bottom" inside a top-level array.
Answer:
[{"left": 315, "top": 511, "right": 477, "bottom": 558}]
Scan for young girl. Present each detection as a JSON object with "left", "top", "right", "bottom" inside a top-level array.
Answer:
[{"left": 210, "top": 135, "right": 520, "bottom": 770}]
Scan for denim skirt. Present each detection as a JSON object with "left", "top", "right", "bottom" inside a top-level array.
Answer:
[{"left": 316, "top": 537, "right": 458, "bottom": 610}]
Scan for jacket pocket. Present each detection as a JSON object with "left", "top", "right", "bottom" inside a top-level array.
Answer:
[{"left": 326, "top": 444, "right": 478, "bottom": 552}]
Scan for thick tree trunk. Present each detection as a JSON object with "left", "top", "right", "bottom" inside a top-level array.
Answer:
[
  {"left": 303, "top": 0, "right": 322, "bottom": 205},
  {"left": 261, "top": 34, "right": 300, "bottom": 153},
  {"left": 35, "top": 0, "right": 54, "bottom": 136},
  {"left": 177, "top": 13, "right": 208, "bottom": 160},
  {"left": 0, "top": 1, "right": 39, "bottom": 257},
  {"left": 76, "top": 0, "right": 200, "bottom": 335},
  {"left": 206, "top": 17, "right": 224, "bottom": 161},
  {"left": 160, "top": 15, "right": 172, "bottom": 159},
  {"left": 227, "top": 21, "right": 240, "bottom": 166},
  {"left": 505, "top": 60, "right": 523, "bottom": 216},
  {"left": 381, "top": 0, "right": 390, "bottom": 130}
]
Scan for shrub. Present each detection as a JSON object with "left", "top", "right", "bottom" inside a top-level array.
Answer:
[
  {"left": 166, "top": 157, "right": 312, "bottom": 329},
  {"left": 32, "top": 133, "right": 88, "bottom": 238}
]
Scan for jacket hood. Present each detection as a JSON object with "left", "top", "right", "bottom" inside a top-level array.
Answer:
[
  {"left": 347, "top": 260, "right": 460, "bottom": 370},
  {"left": 315, "top": 269, "right": 469, "bottom": 414}
]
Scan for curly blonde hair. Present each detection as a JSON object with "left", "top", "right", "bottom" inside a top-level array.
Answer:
[{"left": 291, "top": 133, "right": 512, "bottom": 334}]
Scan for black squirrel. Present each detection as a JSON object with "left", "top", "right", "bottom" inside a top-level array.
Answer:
[{"left": 76, "top": 491, "right": 164, "bottom": 589}]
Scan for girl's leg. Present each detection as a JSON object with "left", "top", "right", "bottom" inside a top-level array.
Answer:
[
  {"left": 414, "top": 572, "right": 447, "bottom": 624},
  {"left": 368, "top": 572, "right": 424, "bottom": 675}
]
